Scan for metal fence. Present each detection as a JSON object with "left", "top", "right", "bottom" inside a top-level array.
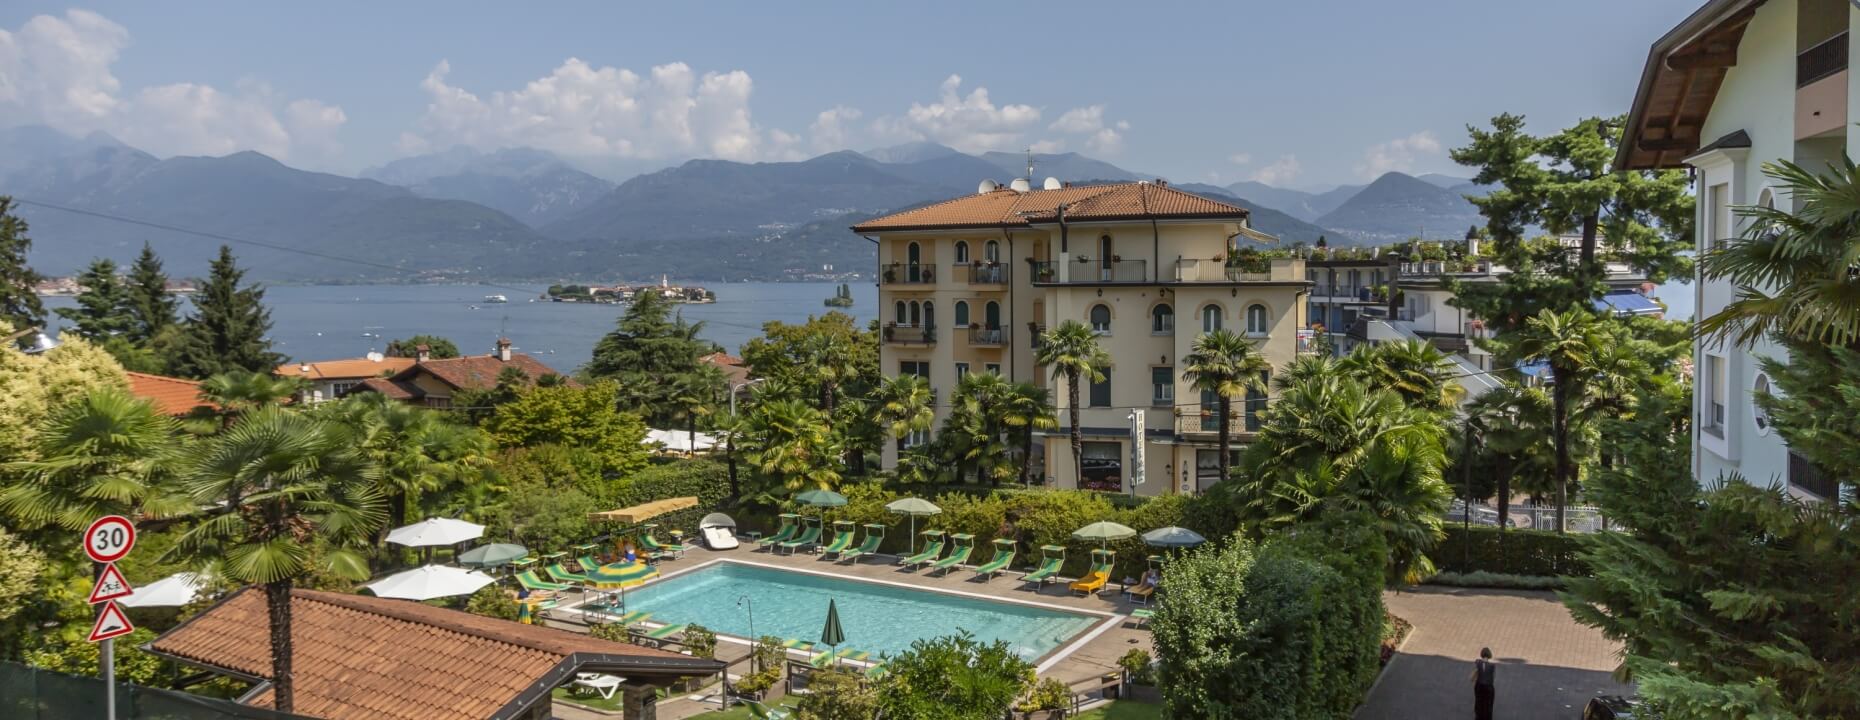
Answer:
[
  {"left": 1446, "top": 500, "right": 1620, "bottom": 534},
  {"left": 0, "top": 661, "right": 309, "bottom": 720}
]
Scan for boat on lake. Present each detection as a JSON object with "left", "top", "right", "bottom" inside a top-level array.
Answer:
[{"left": 484, "top": 294, "right": 509, "bottom": 303}]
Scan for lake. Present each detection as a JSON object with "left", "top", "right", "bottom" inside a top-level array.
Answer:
[{"left": 43, "top": 282, "right": 878, "bottom": 373}]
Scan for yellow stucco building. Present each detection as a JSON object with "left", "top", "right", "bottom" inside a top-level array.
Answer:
[{"left": 854, "top": 179, "right": 1310, "bottom": 495}]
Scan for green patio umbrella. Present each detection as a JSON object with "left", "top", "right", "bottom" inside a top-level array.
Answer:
[
  {"left": 820, "top": 598, "right": 845, "bottom": 651},
  {"left": 1140, "top": 526, "right": 1206, "bottom": 549},
  {"left": 1071, "top": 521, "right": 1137, "bottom": 550},
  {"left": 795, "top": 489, "right": 849, "bottom": 507},
  {"left": 457, "top": 543, "right": 529, "bottom": 569},
  {"left": 886, "top": 498, "right": 942, "bottom": 554}
]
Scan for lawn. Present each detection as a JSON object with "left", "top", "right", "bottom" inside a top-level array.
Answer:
[
  {"left": 1075, "top": 700, "right": 1165, "bottom": 719},
  {"left": 685, "top": 698, "right": 799, "bottom": 718}
]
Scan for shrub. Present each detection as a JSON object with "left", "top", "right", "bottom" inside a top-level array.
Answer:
[
  {"left": 796, "top": 668, "right": 879, "bottom": 719},
  {"left": 874, "top": 631, "right": 1034, "bottom": 720},
  {"left": 735, "top": 666, "right": 781, "bottom": 696},
  {"left": 1433, "top": 525, "right": 1588, "bottom": 577},
  {"left": 589, "top": 622, "right": 632, "bottom": 643},
  {"left": 683, "top": 624, "right": 718, "bottom": 659},
  {"left": 1016, "top": 677, "right": 1071, "bottom": 713},
  {"left": 1119, "top": 648, "right": 1154, "bottom": 685},
  {"left": 465, "top": 584, "right": 518, "bottom": 621},
  {"left": 750, "top": 635, "right": 786, "bottom": 674},
  {"left": 1423, "top": 570, "right": 1564, "bottom": 590}
]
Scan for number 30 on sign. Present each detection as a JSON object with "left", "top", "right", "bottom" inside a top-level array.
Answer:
[{"left": 84, "top": 515, "right": 136, "bottom": 564}]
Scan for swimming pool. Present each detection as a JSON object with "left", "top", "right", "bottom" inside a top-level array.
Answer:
[{"left": 609, "top": 562, "right": 1101, "bottom": 660}]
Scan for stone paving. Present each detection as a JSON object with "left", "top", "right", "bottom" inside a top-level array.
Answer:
[
  {"left": 549, "top": 541, "right": 1153, "bottom": 719},
  {"left": 1356, "top": 586, "right": 1632, "bottom": 720}
]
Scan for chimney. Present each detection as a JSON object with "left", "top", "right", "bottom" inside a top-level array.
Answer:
[
  {"left": 415, "top": 344, "right": 431, "bottom": 362},
  {"left": 495, "top": 338, "right": 512, "bottom": 362}
]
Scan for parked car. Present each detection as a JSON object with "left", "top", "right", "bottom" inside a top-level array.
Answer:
[{"left": 1583, "top": 695, "right": 1652, "bottom": 720}]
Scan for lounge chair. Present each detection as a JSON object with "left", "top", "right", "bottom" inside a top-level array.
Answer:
[
  {"left": 971, "top": 539, "right": 1017, "bottom": 580},
  {"left": 757, "top": 515, "right": 801, "bottom": 549},
  {"left": 1021, "top": 546, "right": 1066, "bottom": 588},
  {"left": 864, "top": 661, "right": 889, "bottom": 680},
  {"left": 1069, "top": 550, "right": 1115, "bottom": 596},
  {"left": 899, "top": 539, "right": 945, "bottom": 570},
  {"left": 745, "top": 700, "right": 793, "bottom": 720},
  {"left": 613, "top": 610, "right": 653, "bottom": 625},
  {"left": 818, "top": 522, "right": 857, "bottom": 558},
  {"left": 639, "top": 531, "right": 687, "bottom": 559},
  {"left": 811, "top": 647, "right": 869, "bottom": 668},
  {"left": 545, "top": 562, "right": 590, "bottom": 585},
  {"left": 839, "top": 524, "right": 886, "bottom": 563},
  {"left": 1128, "top": 608, "right": 1154, "bottom": 628},
  {"left": 642, "top": 623, "right": 687, "bottom": 641},
  {"left": 929, "top": 534, "right": 976, "bottom": 575},
  {"left": 1126, "top": 579, "right": 1157, "bottom": 605},
  {"left": 516, "top": 569, "right": 569, "bottom": 592},
  {"left": 778, "top": 523, "right": 823, "bottom": 554}
]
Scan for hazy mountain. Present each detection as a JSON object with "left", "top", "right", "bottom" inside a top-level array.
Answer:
[
  {"left": 1173, "top": 183, "right": 1349, "bottom": 246},
  {"left": 1415, "top": 173, "right": 1471, "bottom": 189},
  {"left": 363, "top": 146, "right": 616, "bottom": 226},
  {"left": 1314, "top": 171, "right": 1485, "bottom": 243},
  {"left": 4, "top": 127, "right": 550, "bottom": 281},
  {"left": 978, "top": 151, "right": 1147, "bottom": 183},
  {"left": 1224, "top": 180, "right": 1366, "bottom": 221},
  {"left": 862, "top": 141, "right": 964, "bottom": 164}
]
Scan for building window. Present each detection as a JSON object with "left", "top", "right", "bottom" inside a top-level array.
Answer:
[
  {"left": 984, "top": 301, "right": 1001, "bottom": 328},
  {"left": 894, "top": 301, "right": 907, "bottom": 324},
  {"left": 1709, "top": 183, "right": 1731, "bottom": 250},
  {"left": 1201, "top": 304, "right": 1223, "bottom": 333},
  {"left": 955, "top": 240, "right": 970, "bottom": 264},
  {"left": 1246, "top": 304, "right": 1268, "bottom": 336},
  {"left": 954, "top": 301, "right": 971, "bottom": 327},
  {"left": 985, "top": 362, "right": 1001, "bottom": 375},
  {"left": 1081, "top": 441, "right": 1122, "bottom": 492},
  {"left": 908, "top": 301, "right": 921, "bottom": 326},
  {"left": 1089, "top": 369, "right": 1111, "bottom": 408},
  {"left": 1704, "top": 354, "right": 1727, "bottom": 437},
  {"left": 1789, "top": 450, "right": 1839, "bottom": 500},
  {"left": 903, "top": 428, "right": 929, "bottom": 448},
  {"left": 1151, "top": 367, "right": 1173, "bottom": 406},
  {"left": 1199, "top": 388, "right": 1220, "bottom": 431},
  {"left": 1753, "top": 372, "right": 1773, "bottom": 436},
  {"left": 900, "top": 361, "right": 930, "bottom": 379},
  {"left": 1089, "top": 304, "right": 1112, "bottom": 334},
  {"left": 923, "top": 301, "right": 935, "bottom": 328},
  {"left": 985, "top": 239, "right": 1000, "bottom": 263},
  {"left": 956, "top": 362, "right": 970, "bottom": 380},
  {"left": 1244, "top": 372, "right": 1270, "bottom": 431},
  {"left": 1151, "top": 304, "right": 1174, "bottom": 334}
]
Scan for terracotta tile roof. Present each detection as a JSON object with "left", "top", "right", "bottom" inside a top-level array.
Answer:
[
  {"left": 276, "top": 356, "right": 417, "bottom": 381},
  {"left": 355, "top": 376, "right": 418, "bottom": 400},
  {"left": 149, "top": 587, "right": 721, "bottom": 720},
  {"left": 699, "top": 352, "right": 751, "bottom": 386},
  {"left": 416, "top": 353, "right": 566, "bottom": 391},
  {"left": 699, "top": 352, "right": 743, "bottom": 367},
  {"left": 124, "top": 372, "right": 215, "bottom": 416},
  {"left": 851, "top": 182, "right": 1248, "bottom": 232}
]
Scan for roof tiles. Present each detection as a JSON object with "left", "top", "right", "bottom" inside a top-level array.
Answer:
[
  {"left": 851, "top": 182, "right": 1247, "bottom": 232},
  {"left": 124, "top": 372, "right": 215, "bottom": 416}
]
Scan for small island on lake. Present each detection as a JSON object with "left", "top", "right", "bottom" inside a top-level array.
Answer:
[
  {"left": 545, "top": 275, "right": 715, "bottom": 304},
  {"left": 823, "top": 283, "right": 854, "bottom": 307}
]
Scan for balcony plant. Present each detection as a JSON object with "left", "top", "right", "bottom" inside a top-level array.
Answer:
[
  {"left": 1036, "top": 264, "right": 1056, "bottom": 281},
  {"left": 1227, "top": 246, "right": 1269, "bottom": 274},
  {"left": 883, "top": 266, "right": 898, "bottom": 284}
]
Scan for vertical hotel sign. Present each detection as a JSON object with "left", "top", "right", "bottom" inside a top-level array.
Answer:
[{"left": 1128, "top": 410, "right": 1146, "bottom": 489}]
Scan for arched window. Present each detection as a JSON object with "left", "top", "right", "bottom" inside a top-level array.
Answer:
[
  {"left": 894, "top": 301, "right": 907, "bottom": 324},
  {"left": 1151, "top": 304, "right": 1174, "bottom": 334},
  {"left": 1089, "top": 304, "right": 1112, "bottom": 334},
  {"left": 984, "top": 239, "right": 1000, "bottom": 263},
  {"left": 1246, "top": 304, "right": 1268, "bottom": 335},
  {"left": 1201, "top": 304, "right": 1222, "bottom": 333},
  {"left": 984, "top": 301, "right": 1001, "bottom": 329},
  {"left": 909, "top": 301, "right": 921, "bottom": 326},
  {"left": 954, "top": 300, "right": 971, "bottom": 327},
  {"left": 907, "top": 242, "right": 923, "bottom": 283},
  {"left": 923, "top": 301, "right": 935, "bottom": 328},
  {"left": 954, "top": 240, "right": 971, "bottom": 264}
]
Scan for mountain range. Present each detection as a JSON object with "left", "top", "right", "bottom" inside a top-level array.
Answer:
[{"left": 1, "top": 126, "right": 1492, "bottom": 282}]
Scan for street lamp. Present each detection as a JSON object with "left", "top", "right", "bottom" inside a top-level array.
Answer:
[
  {"left": 736, "top": 594, "right": 756, "bottom": 668},
  {"left": 725, "top": 379, "right": 766, "bottom": 499}
]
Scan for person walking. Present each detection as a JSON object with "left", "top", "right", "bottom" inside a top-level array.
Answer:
[{"left": 1471, "top": 647, "right": 1496, "bottom": 720}]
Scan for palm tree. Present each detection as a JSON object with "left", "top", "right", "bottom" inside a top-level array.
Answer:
[
  {"left": 947, "top": 372, "right": 1015, "bottom": 485},
  {"left": 1343, "top": 339, "right": 1465, "bottom": 411},
  {"left": 668, "top": 366, "right": 726, "bottom": 454},
  {"left": 1697, "top": 157, "right": 1860, "bottom": 349},
  {"left": 1274, "top": 353, "right": 1340, "bottom": 391},
  {"left": 200, "top": 369, "right": 306, "bottom": 418},
  {"left": 0, "top": 388, "right": 191, "bottom": 532},
  {"left": 1463, "top": 382, "right": 1555, "bottom": 530},
  {"left": 1507, "top": 308, "right": 1602, "bottom": 533},
  {"left": 1035, "top": 321, "right": 1110, "bottom": 487},
  {"left": 1181, "top": 329, "right": 1271, "bottom": 484},
  {"left": 742, "top": 398, "right": 841, "bottom": 497},
  {"left": 172, "top": 407, "right": 384, "bottom": 714},
  {"left": 871, "top": 374, "right": 935, "bottom": 449},
  {"left": 319, "top": 394, "right": 492, "bottom": 538},
  {"left": 1000, "top": 382, "right": 1056, "bottom": 486}
]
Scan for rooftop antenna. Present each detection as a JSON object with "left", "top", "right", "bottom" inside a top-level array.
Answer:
[{"left": 1025, "top": 147, "right": 1034, "bottom": 180}]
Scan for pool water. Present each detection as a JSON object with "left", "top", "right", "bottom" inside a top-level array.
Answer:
[{"left": 612, "top": 562, "right": 1100, "bottom": 660}]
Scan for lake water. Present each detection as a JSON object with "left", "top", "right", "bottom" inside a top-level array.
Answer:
[{"left": 43, "top": 282, "right": 878, "bottom": 373}]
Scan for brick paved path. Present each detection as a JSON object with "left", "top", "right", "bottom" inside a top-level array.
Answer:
[{"left": 1356, "top": 586, "right": 1631, "bottom": 720}]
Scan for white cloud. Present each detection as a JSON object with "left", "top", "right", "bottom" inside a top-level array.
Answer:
[
  {"left": 404, "top": 57, "right": 787, "bottom": 162},
  {"left": 1047, "top": 105, "right": 1125, "bottom": 154},
  {"left": 1250, "top": 155, "right": 1302, "bottom": 185},
  {"left": 1356, "top": 130, "right": 1442, "bottom": 179},
  {"left": 807, "top": 106, "right": 862, "bottom": 154},
  {"left": 1228, "top": 152, "right": 1253, "bottom": 166},
  {"left": 0, "top": 10, "right": 346, "bottom": 166}
]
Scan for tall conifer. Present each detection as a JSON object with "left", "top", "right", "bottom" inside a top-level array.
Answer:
[
  {"left": 0, "top": 197, "right": 46, "bottom": 332},
  {"left": 55, "top": 258, "right": 134, "bottom": 340},
  {"left": 124, "top": 242, "right": 180, "bottom": 343},
  {"left": 171, "top": 246, "right": 284, "bottom": 378}
]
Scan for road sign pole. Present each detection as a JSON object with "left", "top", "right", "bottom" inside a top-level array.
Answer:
[
  {"left": 83, "top": 516, "right": 137, "bottom": 720},
  {"left": 102, "top": 635, "right": 115, "bottom": 720}
]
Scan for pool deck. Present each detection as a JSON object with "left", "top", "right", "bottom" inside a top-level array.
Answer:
[{"left": 544, "top": 542, "right": 1153, "bottom": 719}]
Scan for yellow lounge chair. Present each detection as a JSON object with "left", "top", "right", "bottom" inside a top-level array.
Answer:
[{"left": 1069, "top": 570, "right": 1108, "bottom": 596}]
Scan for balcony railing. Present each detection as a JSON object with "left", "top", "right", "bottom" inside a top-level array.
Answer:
[
  {"left": 1030, "top": 259, "right": 1147, "bottom": 284},
  {"left": 880, "top": 262, "right": 936, "bottom": 285},
  {"left": 1177, "top": 412, "right": 1253, "bottom": 436},
  {"left": 955, "top": 262, "right": 1009, "bottom": 285},
  {"left": 967, "top": 326, "right": 1005, "bottom": 346},
  {"left": 1799, "top": 31, "right": 1848, "bottom": 88},
  {"left": 882, "top": 323, "right": 936, "bottom": 345},
  {"left": 1312, "top": 285, "right": 1373, "bottom": 301},
  {"left": 1789, "top": 450, "right": 1841, "bottom": 501}
]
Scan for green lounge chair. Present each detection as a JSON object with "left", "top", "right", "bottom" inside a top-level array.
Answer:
[
  {"left": 516, "top": 569, "right": 569, "bottom": 592},
  {"left": 811, "top": 646, "right": 869, "bottom": 668},
  {"left": 639, "top": 532, "right": 687, "bottom": 559},
  {"left": 613, "top": 610, "right": 653, "bottom": 625},
  {"left": 971, "top": 539, "right": 1017, "bottom": 580},
  {"left": 930, "top": 534, "right": 976, "bottom": 575},
  {"left": 746, "top": 700, "right": 793, "bottom": 720},
  {"left": 780, "top": 638, "right": 816, "bottom": 658},
  {"left": 1021, "top": 545, "right": 1067, "bottom": 587},
  {"left": 757, "top": 514, "right": 802, "bottom": 549},
  {"left": 839, "top": 524, "right": 886, "bottom": 563},
  {"left": 864, "top": 661, "right": 889, "bottom": 680},
  {"left": 643, "top": 623, "right": 687, "bottom": 640},
  {"left": 900, "top": 538, "right": 945, "bottom": 570},
  {"left": 818, "top": 521, "right": 857, "bottom": 558},
  {"left": 545, "top": 562, "right": 590, "bottom": 585},
  {"left": 1128, "top": 608, "right": 1154, "bottom": 628},
  {"left": 778, "top": 522, "right": 823, "bottom": 554}
]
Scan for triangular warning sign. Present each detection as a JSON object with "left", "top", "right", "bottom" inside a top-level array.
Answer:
[
  {"left": 88, "top": 563, "right": 133, "bottom": 604},
  {"left": 87, "top": 601, "right": 135, "bottom": 643}
]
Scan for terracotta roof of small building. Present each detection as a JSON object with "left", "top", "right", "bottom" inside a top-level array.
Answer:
[
  {"left": 355, "top": 376, "right": 419, "bottom": 400},
  {"left": 148, "top": 587, "right": 721, "bottom": 720},
  {"left": 851, "top": 182, "right": 1248, "bottom": 232},
  {"left": 699, "top": 352, "right": 751, "bottom": 386},
  {"left": 124, "top": 372, "right": 215, "bottom": 416},
  {"left": 276, "top": 356, "right": 417, "bottom": 381},
  {"left": 416, "top": 353, "right": 565, "bottom": 391}
]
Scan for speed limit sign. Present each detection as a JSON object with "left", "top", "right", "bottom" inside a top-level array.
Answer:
[{"left": 84, "top": 515, "right": 136, "bottom": 564}]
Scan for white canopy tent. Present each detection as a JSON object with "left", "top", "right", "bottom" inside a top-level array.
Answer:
[{"left": 644, "top": 428, "right": 719, "bottom": 453}]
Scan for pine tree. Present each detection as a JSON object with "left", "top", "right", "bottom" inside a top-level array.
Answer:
[
  {"left": 583, "top": 289, "right": 711, "bottom": 420},
  {"left": 0, "top": 197, "right": 46, "bottom": 332},
  {"left": 54, "top": 258, "right": 134, "bottom": 340},
  {"left": 123, "top": 242, "right": 179, "bottom": 344},
  {"left": 170, "top": 246, "right": 284, "bottom": 378}
]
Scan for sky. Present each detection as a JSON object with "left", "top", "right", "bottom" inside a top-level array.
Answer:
[{"left": 0, "top": 1, "right": 1704, "bottom": 189}]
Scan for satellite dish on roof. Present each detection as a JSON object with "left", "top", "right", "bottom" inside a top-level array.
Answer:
[
  {"left": 978, "top": 179, "right": 1000, "bottom": 194},
  {"left": 1042, "top": 177, "right": 1062, "bottom": 190},
  {"left": 366, "top": 351, "right": 385, "bottom": 362},
  {"left": 1009, "top": 178, "right": 1032, "bottom": 193}
]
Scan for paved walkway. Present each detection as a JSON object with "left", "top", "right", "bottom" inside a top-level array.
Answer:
[{"left": 1356, "top": 586, "right": 1630, "bottom": 720}]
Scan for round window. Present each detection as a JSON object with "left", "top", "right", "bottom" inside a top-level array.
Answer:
[{"left": 1752, "top": 373, "right": 1773, "bottom": 436}]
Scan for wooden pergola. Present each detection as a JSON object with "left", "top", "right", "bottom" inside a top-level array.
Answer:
[{"left": 589, "top": 496, "right": 699, "bottom": 524}]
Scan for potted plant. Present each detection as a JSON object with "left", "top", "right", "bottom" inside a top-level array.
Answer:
[
  {"left": 1015, "top": 677, "right": 1072, "bottom": 719},
  {"left": 883, "top": 266, "right": 898, "bottom": 283},
  {"left": 1037, "top": 264, "right": 1056, "bottom": 281}
]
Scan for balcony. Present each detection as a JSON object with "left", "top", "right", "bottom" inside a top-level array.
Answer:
[
  {"left": 1030, "top": 259, "right": 1147, "bottom": 284},
  {"left": 1174, "top": 412, "right": 1261, "bottom": 438},
  {"left": 1174, "top": 256, "right": 1305, "bottom": 283},
  {"left": 882, "top": 323, "right": 936, "bottom": 345},
  {"left": 1311, "top": 285, "right": 1374, "bottom": 302},
  {"left": 1789, "top": 450, "right": 1840, "bottom": 501},
  {"left": 967, "top": 325, "right": 1005, "bottom": 347},
  {"left": 955, "top": 262, "right": 1009, "bottom": 286},
  {"left": 1797, "top": 32, "right": 1849, "bottom": 140},
  {"left": 1798, "top": 31, "right": 1847, "bottom": 88},
  {"left": 881, "top": 262, "right": 936, "bottom": 286}
]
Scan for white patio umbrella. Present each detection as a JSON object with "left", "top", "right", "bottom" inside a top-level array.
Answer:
[
  {"left": 119, "top": 572, "right": 206, "bottom": 608},
  {"left": 386, "top": 517, "right": 485, "bottom": 548},
  {"left": 365, "top": 564, "right": 495, "bottom": 601}
]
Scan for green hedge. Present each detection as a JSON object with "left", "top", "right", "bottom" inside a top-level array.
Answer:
[
  {"left": 602, "top": 458, "right": 732, "bottom": 538},
  {"left": 1432, "top": 525, "right": 1589, "bottom": 577}
]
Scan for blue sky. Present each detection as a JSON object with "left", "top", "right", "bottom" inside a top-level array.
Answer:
[{"left": 1, "top": 1, "right": 1702, "bottom": 188}]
